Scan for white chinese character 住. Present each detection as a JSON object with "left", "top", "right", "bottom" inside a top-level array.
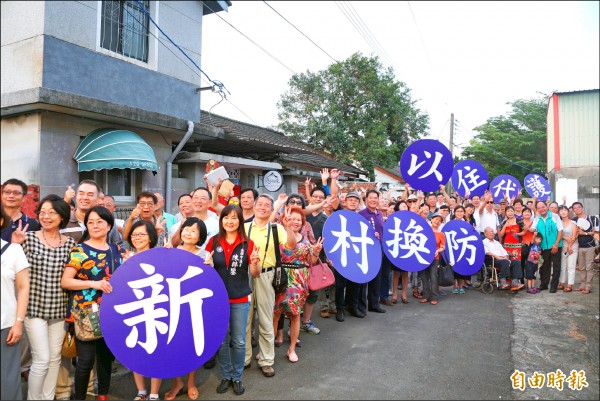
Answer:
[{"left": 456, "top": 166, "right": 487, "bottom": 194}]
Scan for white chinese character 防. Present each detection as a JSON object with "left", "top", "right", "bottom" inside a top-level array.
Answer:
[
  {"left": 114, "top": 263, "right": 213, "bottom": 356},
  {"left": 445, "top": 228, "right": 478, "bottom": 265},
  {"left": 407, "top": 151, "right": 444, "bottom": 180},
  {"left": 385, "top": 217, "right": 430, "bottom": 264},
  {"left": 329, "top": 215, "right": 374, "bottom": 274}
]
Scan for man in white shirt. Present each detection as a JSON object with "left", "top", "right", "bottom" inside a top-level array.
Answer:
[
  {"left": 482, "top": 227, "right": 525, "bottom": 291},
  {"left": 171, "top": 187, "right": 218, "bottom": 250},
  {"left": 478, "top": 192, "right": 500, "bottom": 238}
]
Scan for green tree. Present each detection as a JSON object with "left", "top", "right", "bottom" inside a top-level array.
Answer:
[
  {"left": 461, "top": 96, "right": 547, "bottom": 191},
  {"left": 276, "top": 53, "right": 429, "bottom": 180}
]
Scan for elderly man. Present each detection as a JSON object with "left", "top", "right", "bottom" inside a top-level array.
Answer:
[
  {"left": 483, "top": 227, "right": 525, "bottom": 290},
  {"left": 478, "top": 192, "right": 500, "bottom": 238},
  {"left": 123, "top": 192, "right": 168, "bottom": 247}
]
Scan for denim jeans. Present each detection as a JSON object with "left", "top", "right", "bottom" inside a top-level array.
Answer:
[{"left": 218, "top": 302, "right": 250, "bottom": 382}]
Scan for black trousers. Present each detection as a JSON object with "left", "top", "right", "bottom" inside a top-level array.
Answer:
[
  {"left": 74, "top": 337, "right": 114, "bottom": 399},
  {"left": 539, "top": 249, "right": 561, "bottom": 290}
]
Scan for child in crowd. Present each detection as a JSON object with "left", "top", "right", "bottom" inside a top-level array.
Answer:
[{"left": 526, "top": 232, "right": 543, "bottom": 293}]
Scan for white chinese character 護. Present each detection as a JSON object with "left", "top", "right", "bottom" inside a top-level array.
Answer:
[
  {"left": 385, "top": 217, "right": 431, "bottom": 264},
  {"left": 329, "top": 215, "right": 375, "bottom": 274},
  {"left": 526, "top": 176, "right": 551, "bottom": 198},
  {"left": 114, "top": 263, "right": 213, "bottom": 356}
]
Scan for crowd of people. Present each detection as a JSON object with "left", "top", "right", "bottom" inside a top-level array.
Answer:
[{"left": 1, "top": 171, "right": 599, "bottom": 400}]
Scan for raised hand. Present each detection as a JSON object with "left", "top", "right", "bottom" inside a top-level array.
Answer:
[
  {"left": 204, "top": 251, "right": 214, "bottom": 267},
  {"left": 64, "top": 184, "right": 75, "bottom": 204},
  {"left": 11, "top": 220, "right": 28, "bottom": 244},
  {"left": 250, "top": 246, "right": 260, "bottom": 265},
  {"left": 155, "top": 218, "right": 166, "bottom": 236},
  {"left": 312, "top": 237, "right": 324, "bottom": 255},
  {"left": 129, "top": 207, "right": 141, "bottom": 220},
  {"left": 320, "top": 168, "right": 330, "bottom": 184},
  {"left": 304, "top": 177, "right": 312, "bottom": 187},
  {"left": 330, "top": 169, "right": 340, "bottom": 181}
]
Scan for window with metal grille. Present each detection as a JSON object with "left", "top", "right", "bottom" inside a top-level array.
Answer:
[{"left": 100, "top": 0, "right": 150, "bottom": 62}]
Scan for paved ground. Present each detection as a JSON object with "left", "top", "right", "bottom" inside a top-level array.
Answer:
[{"left": 21, "top": 275, "right": 598, "bottom": 399}]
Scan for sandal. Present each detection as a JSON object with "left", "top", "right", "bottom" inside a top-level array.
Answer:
[
  {"left": 187, "top": 386, "right": 199, "bottom": 401},
  {"left": 164, "top": 383, "right": 184, "bottom": 400},
  {"left": 564, "top": 285, "right": 572, "bottom": 292},
  {"left": 401, "top": 297, "right": 409, "bottom": 304},
  {"left": 581, "top": 289, "right": 590, "bottom": 294},
  {"left": 420, "top": 298, "right": 429, "bottom": 303},
  {"left": 274, "top": 340, "right": 283, "bottom": 347},
  {"left": 391, "top": 298, "right": 398, "bottom": 304},
  {"left": 575, "top": 287, "right": 584, "bottom": 291},
  {"left": 558, "top": 283, "right": 565, "bottom": 290},
  {"left": 430, "top": 300, "right": 438, "bottom": 305}
]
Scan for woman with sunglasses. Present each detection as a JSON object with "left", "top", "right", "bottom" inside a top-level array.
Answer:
[{"left": 125, "top": 221, "right": 163, "bottom": 400}]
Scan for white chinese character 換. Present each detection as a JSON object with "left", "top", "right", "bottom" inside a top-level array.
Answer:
[{"left": 385, "top": 217, "right": 431, "bottom": 264}]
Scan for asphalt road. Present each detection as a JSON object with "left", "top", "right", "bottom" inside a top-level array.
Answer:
[{"left": 23, "top": 275, "right": 597, "bottom": 400}]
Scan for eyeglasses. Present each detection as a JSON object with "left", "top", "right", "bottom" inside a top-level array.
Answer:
[
  {"left": 182, "top": 227, "right": 199, "bottom": 234},
  {"left": 86, "top": 220, "right": 107, "bottom": 227},
  {"left": 407, "top": 199, "right": 416, "bottom": 203},
  {"left": 312, "top": 195, "right": 325, "bottom": 200},
  {"left": 138, "top": 202, "right": 155, "bottom": 208},
  {"left": 39, "top": 211, "right": 58, "bottom": 218},
  {"left": 2, "top": 190, "right": 23, "bottom": 196},
  {"left": 131, "top": 233, "right": 149, "bottom": 238},
  {"left": 228, "top": 200, "right": 240, "bottom": 205},
  {"left": 487, "top": 201, "right": 494, "bottom": 204},
  {"left": 288, "top": 200, "right": 303, "bottom": 205}
]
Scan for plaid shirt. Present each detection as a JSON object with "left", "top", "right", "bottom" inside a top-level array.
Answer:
[{"left": 22, "top": 231, "right": 76, "bottom": 319}]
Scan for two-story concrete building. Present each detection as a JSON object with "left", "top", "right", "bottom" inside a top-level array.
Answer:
[{"left": 1, "top": 1, "right": 362, "bottom": 215}]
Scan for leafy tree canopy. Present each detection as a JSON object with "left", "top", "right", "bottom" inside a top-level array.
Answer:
[
  {"left": 276, "top": 53, "right": 429, "bottom": 180},
  {"left": 461, "top": 95, "right": 547, "bottom": 191}
]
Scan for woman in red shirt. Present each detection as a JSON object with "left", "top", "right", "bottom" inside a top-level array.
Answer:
[
  {"left": 420, "top": 213, "right": 446, "bottom": 306},
  {"left": 205, "top": 204, "right": 260, "bottom": 396}
]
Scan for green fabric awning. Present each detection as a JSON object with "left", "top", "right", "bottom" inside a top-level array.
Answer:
[{"left": 73, "top": 128, "right": 158, "bottom": 172}]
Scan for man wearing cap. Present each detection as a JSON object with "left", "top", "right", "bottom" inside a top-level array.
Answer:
[
  {"left": 358, "top": 190, "right": 387, "bottom": 314},
  {"left": 333, "top": 191, "right": 363, "bottom": 321},
  {"left": 406, "top": 193, "right": 419, "bottom": 212}
]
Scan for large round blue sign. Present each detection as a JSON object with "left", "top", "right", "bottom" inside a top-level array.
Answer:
[
  {"left": 523, "top": 174, "right": 552, "bottom": 201},
  {"left": 399, "top": 139, "right": 454, "bottom": 192},
  {"left": 441, "top": 220, "right": 485, "bottom": 275},
  {"left": 100, "top": 248, "right": 230, "bottom": 379},
  {"left": 323, "top": 210, "right": 382, "bottom": 283},
  {"left": 451, "top": 160, "right": 489, "bottom": 198},
  {"left": 382, "top": 211, "right": 436, "bottom": 272},
  {"left": 489, "top": 174, "right": 521, "bottom": 203}
]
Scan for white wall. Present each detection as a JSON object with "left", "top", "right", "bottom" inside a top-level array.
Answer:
[{"left": 1, "top": 114, "right": 41, "bottom": 185}]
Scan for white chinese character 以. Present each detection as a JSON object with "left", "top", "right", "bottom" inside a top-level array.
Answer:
[
  {"left": 407, "top": 151, "right": 444, "bottom": 180},
  {"left": 114, "top": 263, "right": 213, "bottom": 356},
  {"left": 329, "top": 215, "right": 375, "bottom": 274},
  {"left": 385, "top": 217, "right": 431, "bottom": 264}
]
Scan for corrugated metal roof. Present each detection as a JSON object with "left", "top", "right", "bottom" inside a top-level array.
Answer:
[{"left": 552, "top": 89, "right": 599, "bottom": 96}]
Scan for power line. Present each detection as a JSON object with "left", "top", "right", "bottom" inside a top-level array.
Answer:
[
  {"left": 407, "top": 1, "right": 433, "bottom": 68},
  {"left": 201, "top": 1, "right": 296, "bottom": 75},
  {"left": 262, "top": 1, "right": 339, "bottom": 64},
  {"left": 134, "top": 0, "right": 228, "bottom": 95},
  {"left": 335, "top": 1, "right": 384, "bottom": 62},
  {"left": 342, "top": 1, "right": 394, "bottom": 65}
]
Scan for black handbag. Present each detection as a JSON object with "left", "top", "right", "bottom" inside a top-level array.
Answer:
[
  {"left": 271, "top": 224, "right": 289, "bottom": 295},
  {"left": 437, "top": 257, "right": 455, "bottom": 287}
]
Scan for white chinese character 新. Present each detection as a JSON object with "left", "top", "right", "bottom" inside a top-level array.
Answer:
[
  {"left": 456, "top": 166, "right": 486, "bottom": 193},
  {"left": 445, "top": 228, "right": 478, "bottom": 266},
  {"left": 526, "top": 175, "right": 551, "bottom": 198},
  {"left": 407, "top": 151, "right": 444, "bottom": 181},
  {"left": 385, "top": 217, "right": 431, "bottom": 265},
  {"left": 492, "top": 179, "right": 517, "bottom": 199},
  {"left": 114, "top": 263, "right": 213, "bottom": 356},
  {"left": 329, "top": 215, "right": 375, "bottom": 274}
]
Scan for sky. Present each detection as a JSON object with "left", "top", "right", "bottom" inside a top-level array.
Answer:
[{"left": 199, "top": 1, "right": 599, "bottom": 155}]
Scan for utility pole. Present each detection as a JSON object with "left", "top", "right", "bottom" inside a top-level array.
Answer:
[{"left": 446, "top": 113, "right": 455, "bottom": 195}]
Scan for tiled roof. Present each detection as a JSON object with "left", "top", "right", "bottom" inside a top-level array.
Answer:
[{"left": 198, "top": 111, "right": 365, "bottom": 176}]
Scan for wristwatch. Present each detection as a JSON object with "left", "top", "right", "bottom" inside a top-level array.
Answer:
[{"left": 16, "top": 317, "right": 24, "bottom": 322}]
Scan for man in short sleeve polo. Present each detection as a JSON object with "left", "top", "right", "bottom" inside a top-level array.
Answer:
[{"left": 529, "top": 201, "right": 563, "bottom": 292}]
